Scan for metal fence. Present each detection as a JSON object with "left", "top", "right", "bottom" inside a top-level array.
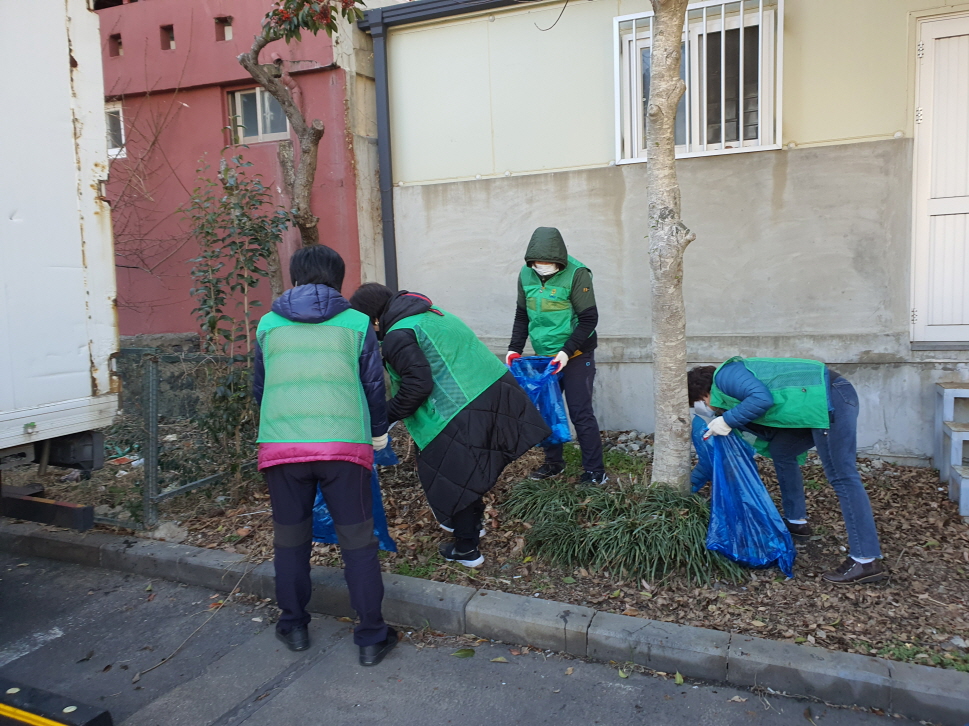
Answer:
[{"left": 92, "top": 348, "right": 255, "bottom": 530}]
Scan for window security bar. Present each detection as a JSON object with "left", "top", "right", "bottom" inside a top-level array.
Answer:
[{"left": 614, "top": 0, "right": 783, "bottom": 163}]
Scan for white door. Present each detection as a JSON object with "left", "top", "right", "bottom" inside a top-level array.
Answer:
[{"left": 912, "top": 14, "right": 969, "bottom": 342}]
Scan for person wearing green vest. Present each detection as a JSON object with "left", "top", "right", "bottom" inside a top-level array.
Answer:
[
  {"left": 252, "top": 246, "right": 397, "bottom": 665},
  {"left": 350, "top": 284, "right": 550, "bottom": 568},
  {"left": 687, "top": 358, "right": 886, "bottom": 585},
  {"left": 506, "top": 227, "right": 607, "bottom": 484}
]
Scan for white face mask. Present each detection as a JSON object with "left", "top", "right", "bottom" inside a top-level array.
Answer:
[
  {"left": 694, "top": 401, "right": 717, "bottom": 420},
  {"left": 532, "top": 262, "right": 559, "bottom": 277}
]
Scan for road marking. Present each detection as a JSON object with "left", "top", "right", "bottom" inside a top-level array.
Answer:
[{"left": 0, "top": 628, "right": 64, "bottom": 668}]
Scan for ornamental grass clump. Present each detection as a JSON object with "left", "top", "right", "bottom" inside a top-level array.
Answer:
[{"left": 504, "top": 477, "right": 746, "bottom": 584}]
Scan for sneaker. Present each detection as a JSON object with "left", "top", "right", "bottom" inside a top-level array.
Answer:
[
  {"left": 438, "top": 522, "right": 487, "bottom": 538},
  {"left": 529, "top": 463, "right": 565, "bottom": 480},
  {"left": 821, "top": 557, "right": 888, "bottom": 585},
  {"left": 359, "top": 627, "right": 398, "bottom": 667},
  {"left": 580, "top": 470, "right": 609, "bottom": 485},
  {"left": 438, "top": 541, "right": 485, "bottom": 568},
  {"left": 785, "top": 520, "right": 813, "bottom": 539},
  {"left": 275, "top": 624, "right": 310, "bottom": 652}
]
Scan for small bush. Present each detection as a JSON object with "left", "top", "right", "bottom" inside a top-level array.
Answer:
[{"left": 505, "top": 477, "right": 747, "bottom": 584}]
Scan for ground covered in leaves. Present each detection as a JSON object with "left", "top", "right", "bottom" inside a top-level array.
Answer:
[{"left": 7, "top": 429, "right": 969, "bottom": 672}]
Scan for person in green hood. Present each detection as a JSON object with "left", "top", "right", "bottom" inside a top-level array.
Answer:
[{"left": 507, "top": 227, "right": 607, "bottom": 484}]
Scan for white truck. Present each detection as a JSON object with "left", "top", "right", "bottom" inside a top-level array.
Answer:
[{"left": 0, "top": 0, "right": 119, "bottom": 495}]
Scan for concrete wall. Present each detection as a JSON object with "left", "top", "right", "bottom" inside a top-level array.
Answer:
[{"left": 393, "top": 138, "right": 969, "bottom": 462}]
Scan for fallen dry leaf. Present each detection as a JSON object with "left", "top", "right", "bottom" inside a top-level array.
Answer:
[
  {"left": 565, "top": 667, "right": 574, "bottom": 675},
  {"left": 728, "top": 696, "right": 748, "bottom": 703}
]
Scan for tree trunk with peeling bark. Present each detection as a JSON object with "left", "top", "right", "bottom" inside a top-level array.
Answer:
[
  {"left": 646, "top": 0, "right": 696, "bottom": 492},
  {"left": 239, "top": 33, "right": 324, "bottom": 297}
]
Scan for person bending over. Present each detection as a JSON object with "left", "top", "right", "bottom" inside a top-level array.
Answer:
[
  {"left": 253, "top": 245, "right": 397, "bottom": 665},
  {"left": 688, "top": 358, "right": 886, "bottom": 585},
  {"left": 351, "top": 283, "right": 550, "bottom": 569}
]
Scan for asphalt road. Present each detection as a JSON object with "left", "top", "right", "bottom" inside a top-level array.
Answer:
[{"left": 0, "top": 552, "right": 902, "bottom": 726}]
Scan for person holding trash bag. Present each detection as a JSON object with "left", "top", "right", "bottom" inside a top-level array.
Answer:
[
  {"left": 350, "top": 283, "right": 550, "bottom": 569},
  {"left": 687, "top": 359, "right": 887, "bottom": 585},
  {"left": 506, "top": 227, "right": 607, "bottom": 485},
  {"left": 253, "top": 245, "right": 397, "bottom": 665}
]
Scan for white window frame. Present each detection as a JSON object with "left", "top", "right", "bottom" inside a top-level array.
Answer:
[
  {"left": 105, "top": 101, "right": 126, "bottom": 159},
  {"left": 229, "top": 88, "right": 291, "bottom": 144},
  {"left": 614, "top": 0, "right": 783, "bottom": 163}
]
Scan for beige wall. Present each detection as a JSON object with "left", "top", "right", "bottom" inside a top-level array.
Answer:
[{"left": 387, "top": 0, "right": 969, "bottom": 184}]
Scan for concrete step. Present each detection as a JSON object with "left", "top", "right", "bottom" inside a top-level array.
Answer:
[
  {"left": 121, "top": 618, "right": 350, "bottom": 726},
  {"left": 942, "top": 421, "right": 969, "bottom": 434},
  {"left": 949, "top": 465, "right": 969, "bottom": 517}
]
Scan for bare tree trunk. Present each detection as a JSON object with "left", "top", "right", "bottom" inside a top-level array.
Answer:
[
  {"left": 239, "top": 33, "right": 324, "bottom": 260},
  {"left": 647, "top": 0, "right": 696, "bottom": 492}
]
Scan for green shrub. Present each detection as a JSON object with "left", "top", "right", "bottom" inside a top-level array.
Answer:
[{"left": 505, "top": 477, "right": 746, "bottom": 584}]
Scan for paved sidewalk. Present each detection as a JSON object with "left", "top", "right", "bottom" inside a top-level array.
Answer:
[{"left": 0, "top": 552, "right": 902, "bottom": 726}]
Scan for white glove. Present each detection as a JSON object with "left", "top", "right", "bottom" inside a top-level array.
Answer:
[
  {"left": 505, "top": 351, "right": 522, "bottom": 366},
  {"left": 552, "top": 351, "right": 570, "bottom": 374},
  {"left": 372, "top": 434, "right": 389, "bottom": 451},
  {"left": 704, "top": 416, "right": 732, "bottom": 438}
]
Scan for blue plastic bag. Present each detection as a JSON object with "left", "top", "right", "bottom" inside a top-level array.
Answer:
[
  {"left": 509, "top": 356, "right": 571, "bottom": 446},
  {"left": 705, "top": 430, "right": 795, "bottom": 578},
  {"left": 312, "top": 438, "right": 398, "bottom": 552},
  {"left": 690, "top": 415, "right": 714, "bottom": 493}
]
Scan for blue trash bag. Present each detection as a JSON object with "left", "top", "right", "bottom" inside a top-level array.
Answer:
[
  {"left": 509, "top": 355, "right": 571, "bottom": 446},
  {"left": 706, "top": 430, "right": 795, "bottom": 578},
  {"left": 312, "top": 438, "right": 398, "bottom": 552},
  {"left": 690, "top": 415, "right": 715, "bottom": 493}
]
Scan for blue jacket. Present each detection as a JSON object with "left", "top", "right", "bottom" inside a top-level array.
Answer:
[
  {"left": 690, "top": 361, "right": 773, "bottom": 489},
  {"left": 252, "top": 284, "right": 389, "bottom": 438}
]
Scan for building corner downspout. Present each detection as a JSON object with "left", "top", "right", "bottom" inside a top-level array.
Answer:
[{"left": 368, "top": 10, "right": 399, "bottom": 291}]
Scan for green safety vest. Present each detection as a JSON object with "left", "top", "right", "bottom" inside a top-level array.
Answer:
[
  {"left": 520, "top": 255, "right": 592, "bottom": 356},
  {"left": 710, "top": 357, "right": 831, "bottom": 430},
  {"left": 255, "top": 308, "right": 372, "bottom": 444},
  {"left": 386, "top": 308, "right": 508, "bottom": 450}
]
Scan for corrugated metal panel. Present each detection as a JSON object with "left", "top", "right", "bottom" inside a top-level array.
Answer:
[
  {"left": 928, "top": 213, "right": 969, "bottom": 325},
  {"left": 930, "top": 34, "right": 969, "bottom": 200}
]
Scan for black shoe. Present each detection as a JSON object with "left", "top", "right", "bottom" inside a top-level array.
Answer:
[
  {"left": 275, "top": 624, "right": 310, "bottom": 652},
  {"left": 821, "top": 557, "right": 888, "bottom": 585},
  {"left": 529, "top": 463, "right": 565, "bottom": 480},
  {"left": 785, "top": 520, "right": 813, "bottom": 539},
  {"left": 360, "top": 627, "right": 398, "bottom": 667},
  {"left": 580, "top": 470, "right": 609, "bottom": 485},
  {"left": 438, "top": 541, "right": 485, "bottom": 568}
]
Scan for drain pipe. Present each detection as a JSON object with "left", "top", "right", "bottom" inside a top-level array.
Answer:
[{"left": 364, "top": 9, "right": 398, "bottom": 291}]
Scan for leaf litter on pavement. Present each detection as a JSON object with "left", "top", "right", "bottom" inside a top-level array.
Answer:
[{"left": 64, "top": 430, "right": 969, "bottom": 672}]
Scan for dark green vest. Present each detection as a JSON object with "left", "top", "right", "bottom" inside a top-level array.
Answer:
[
  {"left": 256, "top": 309, "right": 371, "bottom": 444},
  {"left": 520, "top": 255, "right": 592, "bottom": 356},
  {"left": 386, "top": 308, "right": 507, "bottom": 449}
]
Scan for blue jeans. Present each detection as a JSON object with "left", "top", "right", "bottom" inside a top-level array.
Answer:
[{"left": 761, "top": 378, "right": 882, "bottom": 559}]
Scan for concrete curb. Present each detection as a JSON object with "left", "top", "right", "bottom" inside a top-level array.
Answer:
[{"left": 3, "top": 520, "right": 968, "bottom": 726}]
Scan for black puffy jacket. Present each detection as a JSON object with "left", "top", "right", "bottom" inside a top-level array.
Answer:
[{"left": 378, "top": 292, "right": 550, "bottom": 519}]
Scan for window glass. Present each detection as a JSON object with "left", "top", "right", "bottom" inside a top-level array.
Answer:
[
  {"left": 106, "top": 109, "right": 123, "bottom": 151},
  {"left": 262, "top": 92, "right": 288, "bottom": 136},
  {"left": 240, "top": 92, "right": 259, "bottom": 139}
]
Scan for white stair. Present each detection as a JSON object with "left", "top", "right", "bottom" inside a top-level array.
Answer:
[{"left": 934, "top": 382, "right": 969, "bottom": 516}]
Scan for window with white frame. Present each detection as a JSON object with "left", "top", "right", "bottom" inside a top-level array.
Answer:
[
  {"left": 105, "top": 101, "right": 125, "bottom": 159},
  {"left": 615, "top": 0, "right": 781, "bottom": 162},
  {"left": 229, "top": 88, "right": 290, "bottom": 144}
]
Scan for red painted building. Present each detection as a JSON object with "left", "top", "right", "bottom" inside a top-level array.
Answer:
[{"left": 96, "top": 0, "right": 369, "bottom": 336}]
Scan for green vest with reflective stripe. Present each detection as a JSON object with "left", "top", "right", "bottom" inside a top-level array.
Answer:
[
  {"left": 710, "top": 357, "right": 830, "bottom": 430},
  {"left": 386, "top": 308, "right": 507, "bottom": 450},
  {"left": 255, "top": 309, "right": 371, "bottom": 444},
  {"left": 520, "top": 255, "right": 591, "bottom": 356}
]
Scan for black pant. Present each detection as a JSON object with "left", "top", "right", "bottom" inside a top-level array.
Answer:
[
  {"left": 544, "top": 351, "right": 605, "bottom": 473},
  {"left": 451, "top": 498, "right": 485, "bottom": 551},
  {"left": 264, "top": 460, "right": 387, "bottom": 647}
]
